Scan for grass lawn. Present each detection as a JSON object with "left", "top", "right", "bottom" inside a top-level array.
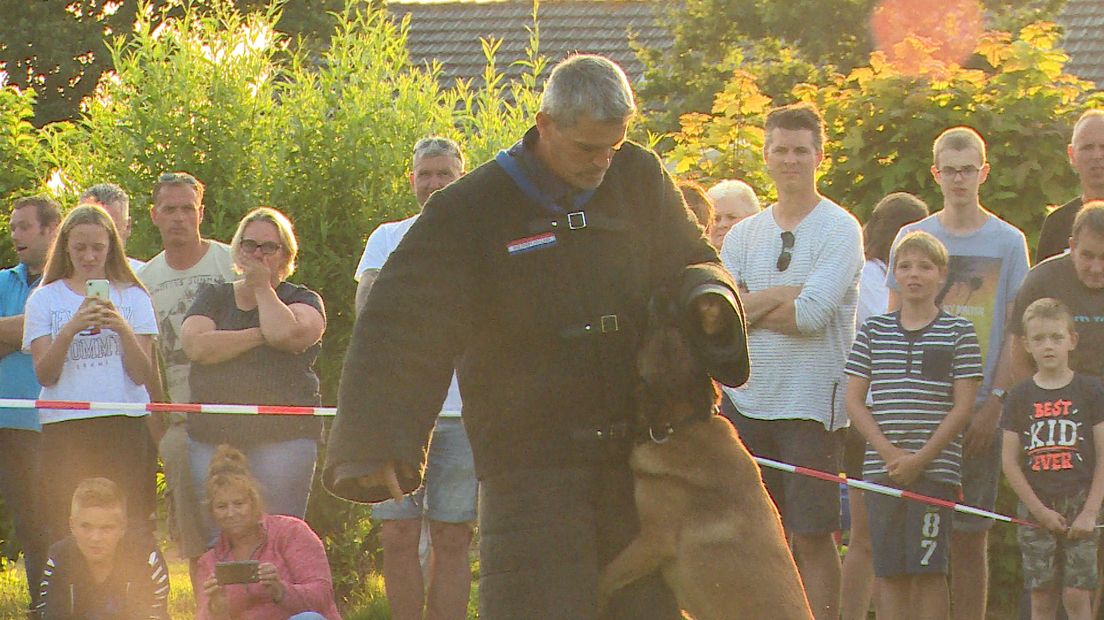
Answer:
[{"left": 0, "top": 554, "right": 478, "bottom": 619}]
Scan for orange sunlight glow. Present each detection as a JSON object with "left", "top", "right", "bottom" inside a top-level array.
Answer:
[{"left": 871, "top": 0, "right": 984, "bottom": 72}]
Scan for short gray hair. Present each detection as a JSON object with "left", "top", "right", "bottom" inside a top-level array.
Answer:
[
  {"left": 539, "top": 54, "right": 636, "bottom": 127},
  {"left": 707, "top": 180, "right": 760, "bottom": 212},
  {"left": 80, "top": 183, "right": 130, "bottom": 217},
  {"left": 413, "top": 136, "right": 465, "bottom": 170}
]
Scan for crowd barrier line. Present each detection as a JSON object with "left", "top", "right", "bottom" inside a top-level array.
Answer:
[{"left": 3, "top": 397, "right": 1082, "bottom": 530}]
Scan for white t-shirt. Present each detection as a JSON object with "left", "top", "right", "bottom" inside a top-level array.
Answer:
[
  {"left": 353, "top": 215, "right": 420, "bottom": 282},
  {"left": 356, "top": 214, "right": 462, "bottom": 416},
  {"left": 127, "top": 256, "right": 146, "bottom": 272},
  {"left": 22, "top": 280, "right": 159, "bottom": 424},
  {"left": 857, "top": 258, "right": 888, "bottom": 327},
  {"left": 138, "top": 242, "right": 235, "bottom": 404}
]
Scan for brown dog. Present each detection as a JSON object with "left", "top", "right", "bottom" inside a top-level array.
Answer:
[{"left": 598, "top": 325, "right": 814, "bottom": 620}]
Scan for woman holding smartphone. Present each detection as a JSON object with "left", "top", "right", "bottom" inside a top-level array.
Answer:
[
  {"left": 196, "top": 445, "right": 339, "bottom": 620},
  {"left": 23, "top": 204, "right": 159, "bottom": 544}
]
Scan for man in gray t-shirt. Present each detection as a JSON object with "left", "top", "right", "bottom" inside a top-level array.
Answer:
[{"left": 887, "top": 126, "right": 1029, "bottom": 620}]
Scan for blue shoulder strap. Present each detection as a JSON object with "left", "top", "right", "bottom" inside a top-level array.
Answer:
[{"left": 495, "top": 150, "right": 595, "bottom": 215}]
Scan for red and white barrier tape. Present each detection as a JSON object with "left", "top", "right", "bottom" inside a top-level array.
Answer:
[
  {"left": 754, "top": 456, "right": 1040, "bottom": 527},
  {"left": 0, "top": 397, "right": 1089, "bottom": 530},
  {"left": 0, "top": 398, "right": 336, "bottom": 417}
]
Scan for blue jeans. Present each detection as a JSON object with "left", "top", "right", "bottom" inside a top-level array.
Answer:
[
  {"left": 188, "top": 437, "right": 317, "bottom": 545},
  {"left": 0, "top": 429, "right": 45, "bottom": 607},
  {"left": 373, "top": 417, "right": 478, "bottom": 523}
]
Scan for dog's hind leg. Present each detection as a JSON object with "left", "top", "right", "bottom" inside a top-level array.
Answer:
[{"left": 598, "top": 536, "right": 667, "bottom": 609}]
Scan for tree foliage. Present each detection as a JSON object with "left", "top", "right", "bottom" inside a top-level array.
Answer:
[
  {"left": 0, "top": 0, "right": 355, "bottom": 126},
  {"left": 0, "top": 2, "right": 542, "bottom": 600},
  {"left": 637, "top": 0, "right": 1069, "bottom": 139},
  {"left": 665, "top": 21, "right": 1102, "bottom": 248}
]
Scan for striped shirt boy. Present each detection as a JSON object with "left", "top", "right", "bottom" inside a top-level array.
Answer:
[{"left": 845, "top": 311, "right": 983, "bottom": 485}]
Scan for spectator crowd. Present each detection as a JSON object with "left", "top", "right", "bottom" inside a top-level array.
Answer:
[{"left": 1, "top": 52, "right": 1103, "bottom": 620}]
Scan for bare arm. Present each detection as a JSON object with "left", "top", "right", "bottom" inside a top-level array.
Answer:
[
  {"left": 255, "top": 287, "right": 326, "bottom": 354},
  {"left": 845, "top": 375, "right": 905, "bottom": 463},
  {"left": 740, "top": 286, "right": 801, "bottom": 326},
  {"left": 180, "top": 315, "right": 265, "bottom": 364},
  {"left": 756, "top": 298, "right": 801, "bottom": 334},
  {"left": 0, "top": 314, "right": 23, "bottom": 356},
  {"left": 354, "top": 269, "right": 379, "bottom": 317},
  {"left": 911, "top": 377, "right": 978, "bottom": 467},
  {"left": 964, "top": 303, "right": 1017, "bottom": 455},
  {"left": 29, "top": 300, "right": 100, "bottom": 386},
  {"left": 1071, "top": 423, "right": 1104, "bottom": 537},
  {"left": 99, "top": 303, "right": 155, "bottom": 386}
]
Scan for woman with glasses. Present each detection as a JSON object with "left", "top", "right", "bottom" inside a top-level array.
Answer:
[{"left": 180, "top": 207, "right": 326, "bottom": 530}]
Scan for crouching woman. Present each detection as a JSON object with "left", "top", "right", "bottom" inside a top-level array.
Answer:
[{"left": 196, "top": 445, "right": 340, "bottom": 620}]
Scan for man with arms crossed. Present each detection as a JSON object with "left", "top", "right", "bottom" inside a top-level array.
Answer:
[
  {"left": 1036, "top": 109, "right": 1104, "bottom": 262},
  {"left": 354, "top": 137, "right": 476, "bottom": 620},
  {"left": 325, "top": 55, "right": 748, "bottom": 619},
  {"left": 720, "top": 102, "right": 863, "bottom": 620},
  {"left": 888, "top": 127, "right": 1030, "bottom": 620},
  {"left": 0, "top": 195, "right": 60, "bottom": 612},
  {"left": 137, "top": 172, "right": 235, "bottom": 583}
]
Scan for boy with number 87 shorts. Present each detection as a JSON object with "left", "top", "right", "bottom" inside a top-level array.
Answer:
[
  {"left": 1001, "top": 298, "right": 1104, "bottom": 620},
  {"left": 845, "top": 231, "right": 982, "bottom": 620}
]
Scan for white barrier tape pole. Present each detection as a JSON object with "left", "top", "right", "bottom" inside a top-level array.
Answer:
[{"left": 0, "top": 398, "right": 336, "bottom": 417}]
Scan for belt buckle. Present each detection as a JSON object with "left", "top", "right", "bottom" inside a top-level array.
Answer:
[
  {"left": 599, "top": 314, "right": 619, "bottom": 333},
  {"left": 567, "top": 211, "right": 587, "bottom": 230}
]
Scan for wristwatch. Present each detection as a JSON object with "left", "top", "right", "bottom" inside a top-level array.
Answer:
[{"left": 991, "top": 387, "right": 1007, "bottom": 402}]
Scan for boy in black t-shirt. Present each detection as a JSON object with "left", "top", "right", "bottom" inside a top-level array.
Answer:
[{"left": 1001, "top": 298, "right": 1104, "bottom": 620}]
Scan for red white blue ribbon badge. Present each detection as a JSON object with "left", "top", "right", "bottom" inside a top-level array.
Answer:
[{"left": 506, "top": 232, "right": 557, "bottom": 255}]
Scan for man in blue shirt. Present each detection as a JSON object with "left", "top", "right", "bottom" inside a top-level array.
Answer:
[{"left": 0, "top": 194, "right": 61, "bottom": 611}]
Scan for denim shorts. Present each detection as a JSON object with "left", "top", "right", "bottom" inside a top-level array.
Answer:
[
  {"left": 373, "top": 417, "right": 478, "bottom": 523},
  {"left": 1018, "top": 491, "right": 1100, "bottom": 591}
]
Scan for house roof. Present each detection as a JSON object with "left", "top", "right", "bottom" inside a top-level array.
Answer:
[
  {"left": 1059, "top": 0, "right": 1104, "bottom": 88},
  {"left": 387, "top": 0, "right": 672, "bottom": 87}
]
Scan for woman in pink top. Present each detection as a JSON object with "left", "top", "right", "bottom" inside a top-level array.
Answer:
[{"left": 196, "top": 445, "right": 341, "bottom": 620}]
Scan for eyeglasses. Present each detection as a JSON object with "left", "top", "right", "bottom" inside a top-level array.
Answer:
[
  {"left": 937, "top": 165, "right": 980, "bottom": 180},
  {"left": 240, "top": 239, "right": 282, "bottom": 255},
  {"left": 777, "top": 231, "right": 795, "bottom": 271}
]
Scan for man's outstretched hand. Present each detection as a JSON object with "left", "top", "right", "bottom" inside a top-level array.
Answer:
[{"left": 359, "top": 461, "right": 415, "bottom": 502}]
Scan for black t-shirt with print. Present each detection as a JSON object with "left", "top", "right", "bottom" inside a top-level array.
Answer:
[
  {"left": 186, "top": 281, "right": 325, "bottom": 446},
  {"left": 1001, "top": 373, "right": 1104, "bottom": 499}
]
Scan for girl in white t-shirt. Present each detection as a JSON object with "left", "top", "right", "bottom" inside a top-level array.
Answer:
[{"left": 23, "top": 204, "right": 159, "bottom": 544}]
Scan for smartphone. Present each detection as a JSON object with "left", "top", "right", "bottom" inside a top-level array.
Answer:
[
  {"left": 85, "top": 279, "right": 111, "bottom": 301},
  {"left": 215, "top": 560, "right": 260, "bottom": 585}
]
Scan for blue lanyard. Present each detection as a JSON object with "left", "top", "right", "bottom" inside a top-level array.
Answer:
[{"left": 495, "top": 150, "right": 595, "bottom": 215}]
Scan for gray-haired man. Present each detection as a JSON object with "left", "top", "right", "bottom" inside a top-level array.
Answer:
[
  {"left": 79, "top": 183, "right": 145, "bottom": 271},
  {"left": 325, "top": 54, "right": 749, "bottom": 619},
  {"left": 353, "top": 137, "right": 476, "bottom": 620}
]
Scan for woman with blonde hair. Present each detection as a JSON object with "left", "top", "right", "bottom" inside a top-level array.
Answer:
[
  {"left": 197, "top": 445, "right": 340, "bottom": 620},
  {"left": 181, "top": 207, "right": 326, "bottom": 533},
  {"left": 23, "top": 204, "right": 159, "bottom": 544}
]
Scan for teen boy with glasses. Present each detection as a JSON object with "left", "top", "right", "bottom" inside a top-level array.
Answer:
[
  {"left": 718, "top": 102, "right": 863, "bottom": 620},
  {"left": 887, "top": 126, "right": 1030, "bottom": 620}
]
